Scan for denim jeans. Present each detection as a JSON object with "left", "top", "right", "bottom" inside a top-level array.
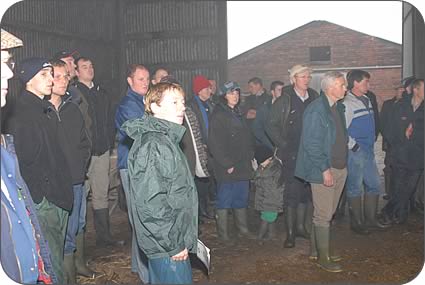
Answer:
[
  {"left": 64, "top": 184, "right": 84, "bottom": 255},
  {"left": 120, "top": 169, "right": 149, "bottom": 283},
  {"left": 346, "top": 148, "right": 381, "bottom": 198},
  {"left": 148, "top": 256, "right": 192, "bottom": 284}
]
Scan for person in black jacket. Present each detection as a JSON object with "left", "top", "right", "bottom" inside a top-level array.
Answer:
[
  {"left": 380, "top": 84, "right": 405, "bottom": 200},
  {"left": 266, "top": 64, "right": 318, "bottom": 248},
  {"left": 380, "top": 79, "right": 424, "bottom": 225},
  {"left": 208, "top": 81, "right": 255, "bottom": 243},
  {"left": 13, "top": 57, "right": 73, "bottom": 284},
  {"left": 49, "top": 59, "right": 94, "bottom": 282},
  {"left": 74, "top": 56, "right": 124, "bottom": 247}
]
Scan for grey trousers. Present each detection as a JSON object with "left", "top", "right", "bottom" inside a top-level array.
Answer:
[
  {"left": 311, "top": 168, "right": 347, "bottom": 227},
  {"left": 85, "top": 151, "right": 110, "bottom": 210}
]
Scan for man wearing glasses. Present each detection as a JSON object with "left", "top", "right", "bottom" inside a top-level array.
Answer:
[{"left": 267, "top": 64, "right": 319, "bottom": 248}]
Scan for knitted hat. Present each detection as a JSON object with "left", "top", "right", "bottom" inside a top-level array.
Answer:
[
  {"left": 16, "top": 57, "right": 53, "bottom": 84},
  {"left": 403, "top": 76, "right": 416, "bottom": 89},
  {"left": 1, "top": 29, "right": 23, "bottom": 50},
  {"left": 192, "top": 75, "right": 211, "bottom": 94},
  {"left": 219, "top": 81, "right": 241, "bottom": 96},
  {"left": 254, "top": 145, "right": 273, "bottom": 165}
]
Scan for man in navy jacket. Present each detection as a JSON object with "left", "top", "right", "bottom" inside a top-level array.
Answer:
[{"left": 115, "top": 64, "right": 150, "bottom": 283}]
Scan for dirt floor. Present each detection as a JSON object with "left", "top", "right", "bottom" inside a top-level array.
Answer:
[{"left": 78, "top": 200, "right": 424, "bottom": 285}]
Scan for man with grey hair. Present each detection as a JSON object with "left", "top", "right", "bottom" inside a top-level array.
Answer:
[
  {"left": 295, "top": 71, "right": 348, "bottom": 273},
  {"left": 267, "top": 64, "right": 319, "bottom": 248}
]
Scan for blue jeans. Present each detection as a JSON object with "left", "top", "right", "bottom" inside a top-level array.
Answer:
[
  {"left": 148, "top": 256, "right": 192, "bottom": 284},
  {"left": 346, "top": 148, "right": 381, "bottom": 198},
  {"left": 120, "top": 169, "right": 149, "bottom": 283},
  {"left": 64, "top": 184, "right": 84, "bottom": 255}
]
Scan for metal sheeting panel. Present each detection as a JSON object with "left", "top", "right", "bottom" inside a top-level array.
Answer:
[{"left": 122, "top": 0, "right": 227, "bottom": 97}]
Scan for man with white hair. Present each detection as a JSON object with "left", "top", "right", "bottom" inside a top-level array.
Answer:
[
  {"left": 267, "top": 64, "right": 319, "bottom": 248},
  {"left": 295, "top": 71, "right": 348, "bottom": 273}
]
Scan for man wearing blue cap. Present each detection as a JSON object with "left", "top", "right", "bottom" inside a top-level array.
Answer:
[{"left": 12, "top": 56, "right": 74, "bottom": 283}]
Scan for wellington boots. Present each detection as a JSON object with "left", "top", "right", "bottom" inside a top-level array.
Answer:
[
  {"left": 75, "top": 233, "right": 96, "bottom": 278},
  {"left": 216, "top": 209, "right": 235, "bottom": 245},
  {"left": 93, "top": 208, "right": 126, "bottom": 247},
  {"left": 364, "top": 194, "right": 390, "bottom": 230},
  {"left": 64, "top": 253, "right": 76, "bottom": 284},
  {"left": 234, "top": 208, "right": 256, "bottom": 239},
  {"left": 296, "top": 203, "right": 310, "bottom": 239},
  {"left": 314, "top": 226, "right": 343, "bottom": 273},
  {"left": 266, "top": 222, "right": 277, "bottom": 240},
  {"left": 309, "top": 224, "right": 342, "bottom": 262},
  {"left": 257, "top": 219, "right": 268, "bottom": 240},
  {"left": 348, "top": 197, "right": 370, "bottom": 235},
  {"left": 284, "top": 207, "right": 296, "bottom": 248}
]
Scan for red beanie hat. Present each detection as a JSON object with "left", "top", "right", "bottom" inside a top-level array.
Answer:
[{"left": 192, "top": 75, "right": 211, "bottom": 94}]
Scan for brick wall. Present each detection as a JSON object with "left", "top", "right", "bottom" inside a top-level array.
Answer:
[{"left": 228, "top": 21, "right": 402, "bottom": 107}]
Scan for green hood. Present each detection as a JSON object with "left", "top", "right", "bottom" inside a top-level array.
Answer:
[{"left": 122, "top": 114, "right": 186, "bottom": 144}]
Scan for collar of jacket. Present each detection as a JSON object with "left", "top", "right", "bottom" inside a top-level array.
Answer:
[
  {"left": 19, "top": 90, "right": 55, "bottom": 114},
  {"left": 75, "top": 81, "right": 100, "bottom": 92},
  {"left": 122, "top": 114, "right": 186, "bottom": 144},
  {"left": 218, "top": 101, "right": 242, "bottom": 117},
  {"left": 127, "top": 87, "right": 145, "bottom": 103}
]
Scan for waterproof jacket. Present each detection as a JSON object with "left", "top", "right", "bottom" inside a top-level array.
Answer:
[
  {"left": 52, "top": 93, "right": 91, "bottom": 184},
  {"left": 11, "top": 90, "right": 73, "bottom": 211},
  {"left": 123, "top": 115, "right": 198, "bottom": 259},
  {"left": 74, "top": 81, "right": 115, "bottom": 156},
  {"left": 208, "top": 102, "right": 254, "bottom": 183},
  {"left": 115, "top": 88, "right": 145, "bottom": 169},
  {"left": 254, "top": 158, "right": 285, "bottom": 212},
  {"left": 295, "top": 94, "right": 347, "bottom": 184},
  {"left": 380, "top": 96, "right": 403, "bottom": 151},
  {"left": 386, "top": 94, "right": 424, "bottom": 170},
  {"left": 266, "top": 85, "right": 318, "bottom": 170},
  {"left": 1, "top": 134, "right": 57, "bottom": 284}
]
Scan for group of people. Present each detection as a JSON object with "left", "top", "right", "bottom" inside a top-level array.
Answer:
[{"left": 1, "top": 26, "right": 424, "bottom": 285}]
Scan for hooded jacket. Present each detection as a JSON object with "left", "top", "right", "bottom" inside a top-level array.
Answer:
[{"left": 122, "top": 115, "right": 198, "bottom": 259}]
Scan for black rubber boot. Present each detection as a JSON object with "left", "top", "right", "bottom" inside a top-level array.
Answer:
[
  {"left": 234, "top": 208, "right": 256, "bottom": 239},
  {"left": 93, "top": 208, "right": 126, "bottom": 247},
  {"left": 364, "top": 194, "right": 390, "bottom": 230},
  {"left": 296, "top": 203, "right": 310, "bottom": 239},
  {"left": 348, "top": 197, "right": 370, "bottom": 235},
  {"left": 216, "top": 209, "right": 235, "bottom": 245},
  {"left": 314, "top": 226, "right": 343, "bottom": 273},
  {"left": 75, "top": 233, "right": 96, "bottom": 278},
  {"left": 257, "top": 219, "right": 268, "bottom": 241},
  {"left": 63, "top": 253, "right": 76, "bottom": 284},
  {"left": 284, "top": 207, "right": 296, "bottom": 248}
]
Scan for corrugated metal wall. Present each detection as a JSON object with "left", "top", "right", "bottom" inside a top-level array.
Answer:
[
  {"left": 120, "top": 0, "right": 227, "bottom": 97},
  {"left": 1, "top": 0, "right": 227, "bottom": 128}
]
